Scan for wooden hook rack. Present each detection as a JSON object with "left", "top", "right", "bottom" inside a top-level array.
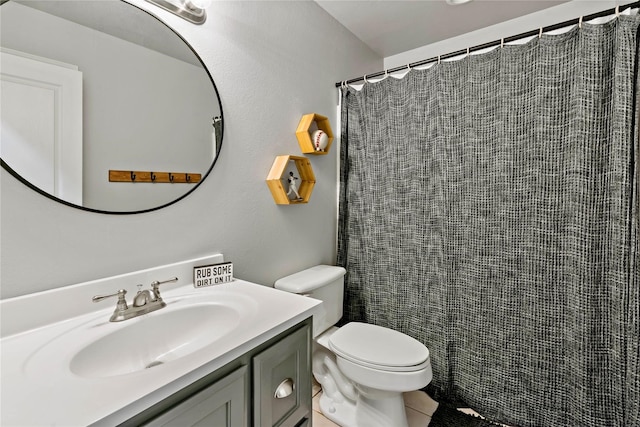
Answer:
[{"left": 109, "top": 170, "right": 201, "bottom": 184}]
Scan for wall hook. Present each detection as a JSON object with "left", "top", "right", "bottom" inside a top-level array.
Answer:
[{"left": 109, "top": 170, "right": 201, "bottom": 184}]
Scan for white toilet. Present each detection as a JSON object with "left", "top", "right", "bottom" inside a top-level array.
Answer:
[{"left": 275, "top": 265, "right": 432, "bottom": 427}]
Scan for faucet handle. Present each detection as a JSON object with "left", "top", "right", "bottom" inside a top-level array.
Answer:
[
  {"left": 150, "top": 277, "right": 178, "bottom": 302},
  {"left": 92, "top": 289, "right": 127, "bottom": 303},
  {"left": 151, "top": 277, "right": 179, "bottom": 288},
  {"left": 93, "top": 289, "right": 130, "bottom": 322},
  {"left": 92, "top": 289, "right": 129, "bottom": 312}
]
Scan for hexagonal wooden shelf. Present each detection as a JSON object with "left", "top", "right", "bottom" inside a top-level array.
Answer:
[
  {"left": 266, "top": 155, "right": 315, "bottom": 204},
  {"left": 295, "top": 113, "right": 334, "bottom": 155}
]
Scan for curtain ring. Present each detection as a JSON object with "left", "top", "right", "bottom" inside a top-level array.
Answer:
[
  {"left": 438, "top": 55, "right": 441, "bottom": 64},
  {"left": 578, "top": 15, "right": 583, "bottom": 29},
  {"left": 539, "top": 27, "right": 543, "bottom": 38},
  {"left": 466, "top": 47, "right": 470, "bottom": 57},
  {"left": 500, "top": 38, "right": 504, "bottom": 48},
  {"left": 407, "top": 63, "right": 411, "bottom": 71},
  {"left": 615, "top": 4, "right": 620, "bottom": 17},
  {"left": 363, "top": 74, "right": 368, "bottom": 83}
]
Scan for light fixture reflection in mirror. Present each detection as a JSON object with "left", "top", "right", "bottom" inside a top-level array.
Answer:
[{"left": 144, "top": 0, "right": 211, "bottom": 24}]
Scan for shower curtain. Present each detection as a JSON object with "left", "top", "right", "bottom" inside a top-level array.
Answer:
[{"left": 338, "top": 14, "right": 639, "bottom": 427}]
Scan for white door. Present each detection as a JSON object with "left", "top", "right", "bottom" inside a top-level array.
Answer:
[{"left": 0, "top": 48, "right": 82, "bottom": 205}]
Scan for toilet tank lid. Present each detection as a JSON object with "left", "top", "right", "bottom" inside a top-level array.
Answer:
[{"left": 274, "top": 265, "right": 346, "bottom": 293}]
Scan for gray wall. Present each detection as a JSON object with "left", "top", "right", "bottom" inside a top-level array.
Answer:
[{"left": 0, "top": 0, "right": 381, "bottom": 298}]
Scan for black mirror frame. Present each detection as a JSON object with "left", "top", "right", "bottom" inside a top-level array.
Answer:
[{"left": 0, "top": 0, "right": 223, "bottom": 215}]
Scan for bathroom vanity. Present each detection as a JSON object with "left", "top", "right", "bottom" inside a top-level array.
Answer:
[
  {"left": 125, "top": 319, "right": 312, "bottom": 427},
  {"left": 0, "top": 255, "right": 320, "bottom": 426}
]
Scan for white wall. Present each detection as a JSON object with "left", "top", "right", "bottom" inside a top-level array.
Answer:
[
  {"left": 0, "top": 0, "right": 381, "bottom": 298},
  {"left": 385, "top": 0, "right": 635, "bottom": 69}
]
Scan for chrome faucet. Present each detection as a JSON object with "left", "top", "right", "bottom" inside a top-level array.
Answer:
[{"left": 92, "top": 277, "right": 178, "bottom": 322}]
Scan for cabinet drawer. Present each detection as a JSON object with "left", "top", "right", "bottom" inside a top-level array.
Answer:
[{"left": 253, "top": 324, "right": 311, "bottom": 427}]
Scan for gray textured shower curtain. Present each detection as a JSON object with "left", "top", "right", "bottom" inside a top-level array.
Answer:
[{"left": 338, "top": 15, "right": 639, "bottom": 427}]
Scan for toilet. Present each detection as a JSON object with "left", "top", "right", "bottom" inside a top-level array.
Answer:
[{"left": 275, "top": 265, "right": 432, "bottom": 427}]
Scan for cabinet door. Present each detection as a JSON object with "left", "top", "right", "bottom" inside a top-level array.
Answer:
[
  {"left": 144, "top": 366, "right": 247, "bottom": 427},
  {"left": 253, "top": 324, "right": 311, "bottom": 427}
]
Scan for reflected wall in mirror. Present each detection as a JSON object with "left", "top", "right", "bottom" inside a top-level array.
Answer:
[{"left": 0, "top": 0, "right": 223, "bottom": 213}]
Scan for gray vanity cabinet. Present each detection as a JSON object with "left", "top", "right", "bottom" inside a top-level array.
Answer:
[
  {"left": 143, "top": 366, "right": 247, "bottom": 427},
  {"left": 120, "top": 319, "right": 311, "bottom": 427},
  {"left": 253, "top": 324, "right": 311, "bottom": 427}
]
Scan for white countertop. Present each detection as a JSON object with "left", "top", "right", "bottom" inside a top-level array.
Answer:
[{"left": 0, "top": 256, "right": 321, "bottom": 426}]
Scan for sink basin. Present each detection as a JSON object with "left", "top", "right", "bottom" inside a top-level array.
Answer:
[
  {"left": 70, "top": 304, "right": 240, "bottom": 378},
  {"left": 22, "top": 292, "right": 256, "bottom": 381}
]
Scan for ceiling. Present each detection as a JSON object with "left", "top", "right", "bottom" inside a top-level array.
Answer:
[{"left": 315, "top": 0, "right": 570, "bottom": 58}]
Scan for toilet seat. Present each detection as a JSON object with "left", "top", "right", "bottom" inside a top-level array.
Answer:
[{"left": 328, "top": 322, "right": 430, "bottom": 372}]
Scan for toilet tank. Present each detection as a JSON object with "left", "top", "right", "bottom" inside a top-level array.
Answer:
[{"left": 274, "top": 265, "right": 346, "bottom": 337}]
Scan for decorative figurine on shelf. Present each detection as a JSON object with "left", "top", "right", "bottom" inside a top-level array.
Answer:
[{"left": 286, "top": 171, "right": 303, "bottom": 201}]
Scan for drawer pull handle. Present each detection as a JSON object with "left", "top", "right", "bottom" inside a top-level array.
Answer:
[{"left": 274, "top": 378, "right": 295, "bottom": 399}]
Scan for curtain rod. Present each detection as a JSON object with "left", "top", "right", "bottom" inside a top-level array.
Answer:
[{"left": 335, "top": 1, "right": 640, "bottom": 87}]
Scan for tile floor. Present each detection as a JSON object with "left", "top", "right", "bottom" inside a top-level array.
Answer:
[
  {"left": 311, "top": 380, "right": 513, "bottom": 427},
  {"left": 311, "top": 380, "right": 438, "bottom": 427}
]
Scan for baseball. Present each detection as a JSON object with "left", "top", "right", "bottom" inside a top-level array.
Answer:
[{"left": 311, "top": 129, "right": 329, "bottom": 151}]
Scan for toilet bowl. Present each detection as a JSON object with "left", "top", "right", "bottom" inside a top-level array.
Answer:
[{"left": 275, "top": 265, "right": 432, "bottom": 427}]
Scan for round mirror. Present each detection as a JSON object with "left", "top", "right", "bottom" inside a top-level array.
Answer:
[{"left": 0, "top": 0, "right": 223, "bottom": 213}]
